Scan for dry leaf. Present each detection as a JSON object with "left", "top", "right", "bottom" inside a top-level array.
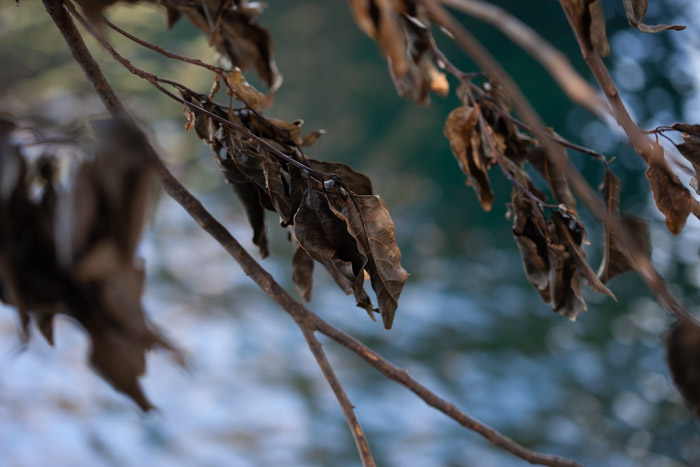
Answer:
[
  {"left": 444, "top": 105, "right": 495, "bottom": 211},
  {"left": 645, "top": 153, "right": 691, "bottom": 235},
  {"left": 666, "top": 319, "right": 700, "bottom": 417},
  {"left": 622, "top": 0, "right": 685, "bottom": 33}
]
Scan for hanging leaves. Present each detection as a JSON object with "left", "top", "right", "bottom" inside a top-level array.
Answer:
[
  {"left": 0, "top": 118, "right": 180, "bottom": 411},
  {"left": 158, "top": 0, "right": 281, "bottom": 90},
  {"left": 645, "top": 146, "right": 692, "bottom": 235},
  {"left": 337, "top": 194, "right": 409, "bottom": 329},
  {"left": 622, "top": 0, "right": 685, "bottom": 33},
  {"left": 181, "top": 89, "right": 407, "bottom": 328},
  {"left": 666, "top": 319, "right": 700, "bottom": 417},
  {"left": 444, "top": 105, "right": 495, "bottom": 211},
  {"left": 347, "top": 0, "right": 448, "bottom": 105},
  {"left": 510, "top": 187, "right": 551, "bottom": 303}
]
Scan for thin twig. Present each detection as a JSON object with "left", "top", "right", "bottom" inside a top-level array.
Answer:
[
  {"left": 42, "top": 1, "right": 583, "bottom": 465},
  {"left": 105, "top": 18, "right": 222, "bottom": 73},
  {"left": 439, "top": 0, "right": 611, "bottom": 120},
  {"left": 300, "top": 326, "right": 375, "bottom": 467}
]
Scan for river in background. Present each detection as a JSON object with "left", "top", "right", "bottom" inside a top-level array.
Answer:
[{"left": 1, "top": 1, "right": 700, "bottom": 466}]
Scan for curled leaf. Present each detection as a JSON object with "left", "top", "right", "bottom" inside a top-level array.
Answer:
[
  {"left": 622, "top": 0, "right": 685, "bottom": 33},
  {"left": 444, "top": 105, "right": 495, "bottom": 211},
  {"left": 347, "top": 0, "right": 447, "bottom": 104},
  {"left": 510, "top": 186, "right": 551, "bottom": 302}
]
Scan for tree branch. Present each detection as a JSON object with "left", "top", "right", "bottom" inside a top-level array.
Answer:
[
  {"left": 439, "top": 0, "right": 611, "bottom": 120},
  {"left": 41, "top": 1, "right": 583, "bottom": 465}
]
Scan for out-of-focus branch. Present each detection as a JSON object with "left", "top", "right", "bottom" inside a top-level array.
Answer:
[
  {"left": 41, "top": 1, "right": 582, "bottom": 465},
  {"left": 439, "top": 0, "right": 611, "bottom": 120}
]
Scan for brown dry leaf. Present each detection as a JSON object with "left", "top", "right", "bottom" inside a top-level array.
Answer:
[
  {"left": 597, "top": 169, "right": 650, "bottom": 282},
  {"left": 444, "top": 105, "right": 495, "bottom": 211},
  {"left": 293, "top": 187, "right": 374, "bottom": 319},
  {"left": 527, "top": 145, "right": 577, "bottom": 214},
  {"left": 347, "top": 0, "right": 447, "bottom": 104},
  {"left": 645, "top": 148, "right": 692, "bottom": 235},
  {"left": 559, "top": 0, "right": 610, "bottom": 56},
  {"left": 306, "top": 159, "right": 374, "bottom": 196},
  {"left": 338, "top": 194, "right": 408, "bottom": 329},
  {"left": 292, "top": 238, "right": 314, "bottom": 302},
  {"left": 510, "top": 186, "right": 551, "bottom": 302},
  {"left": 551, "top": 212, "right": 615, "bottom": 300},
  {"left": 622, "top": 0, "right": 685, "bottom": 33},
  {"left": 226, "top": 68, "right": 266, "bottom": 110},
  {"left": 0, "top": 118, "right": 180, "bottom": 411},
  {"left": 673, "top": 128, "right": 700, "bottom": 194},
  {"left": 547, "top": 223, "right": 586, "bottom": 320},
  {"left": 160, "top": 0, "right": 281, "bottom": 89},
  {"left": 666, "top": 319, "right": 700, "bottom": 417},
  {"left": 672, "top": 123, "right": 700, "bottom": 137}
]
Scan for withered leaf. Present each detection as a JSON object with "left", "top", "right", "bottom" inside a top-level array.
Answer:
[
  {"left": 339, "top": 194, "right": 408, "bottom": 329},
  {"left": 597, "top": 169, "right": 650, "bottom": 282},
  {"left": 444, "top": 106, "right": 495, "bottom": 211},
  {"left": 226, "top": 67, "right": 266, "bottom": 110},
  {"left": 548, "top": 240, "right": 586, "bottom": 320},
  {"left": 510, "top": 186, "right": 551, "bottom": 302},
  {"left": 293, "top": 187, "right": 373, "bottom": 319},
  {"left": 622, "top": 0, "right": 685, "bottom": 33},
  {"left": 672, "top": 123, "right": 700, "bottom": 138},
  {"left": 666, "top": 319, "right": 700, "bottom": 417},
  {"left": 292, "top": 238, "right": 314, "bottom": 302},
  {"left": 645, "top": 155, "right": 691, "bottom": 235},
  {"left": 673, "top": 131, "right": 700, "bottom": 195},
  {"left": 559, "top": 0, "right": 610, "bottom": 56},
  {"left": 0, "top": 118, "right": 181, "bottom": 411},
  {"left": 527, "top": 145, "right": 577, "bottom": 214},
  {"left": 347, "top": 0, "right": 447, "bottom": 104},
  {"left": 551, "top": 212, "right": 615, "bottom": 301},
  {"left": 306, "top": 159, "right": 374, "bottom": 196},
  {"left": 160, "top": 0, "right": 281, "bottom": 89}
]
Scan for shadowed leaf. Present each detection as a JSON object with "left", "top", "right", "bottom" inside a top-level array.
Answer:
[
  {"left": 292, "top": 238, "right": 314, "bottom": 302},
  {"left": 666, "top": 320, "right": 700, "bottom": 418},
  {"left": 294, "top": 187, "right": 374, "bottom": 319},
  {"left": 510, "top": 186, "right": 551, "bottom": 302},
  {"left": 598, "top": 169, "right": 650, "bottom": 282},
  {"left": 551, "top": 212, "right": 615, "bottom": 301}
]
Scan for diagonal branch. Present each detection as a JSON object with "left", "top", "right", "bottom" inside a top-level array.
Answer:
[
  {"left": 439, "top": 0, "right": 611, "bottom": 120},
  {"left": 41, "top": 1, "right": 582, "bottom": 465}
]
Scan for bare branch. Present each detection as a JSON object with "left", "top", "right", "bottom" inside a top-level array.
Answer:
[{"left": 300, "top": 325, "right": 375, "bottom": 467}]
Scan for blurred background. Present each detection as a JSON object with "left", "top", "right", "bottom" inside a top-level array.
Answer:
[{"left": 2, "top": 1, "right": 700, "bottom": 465}]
